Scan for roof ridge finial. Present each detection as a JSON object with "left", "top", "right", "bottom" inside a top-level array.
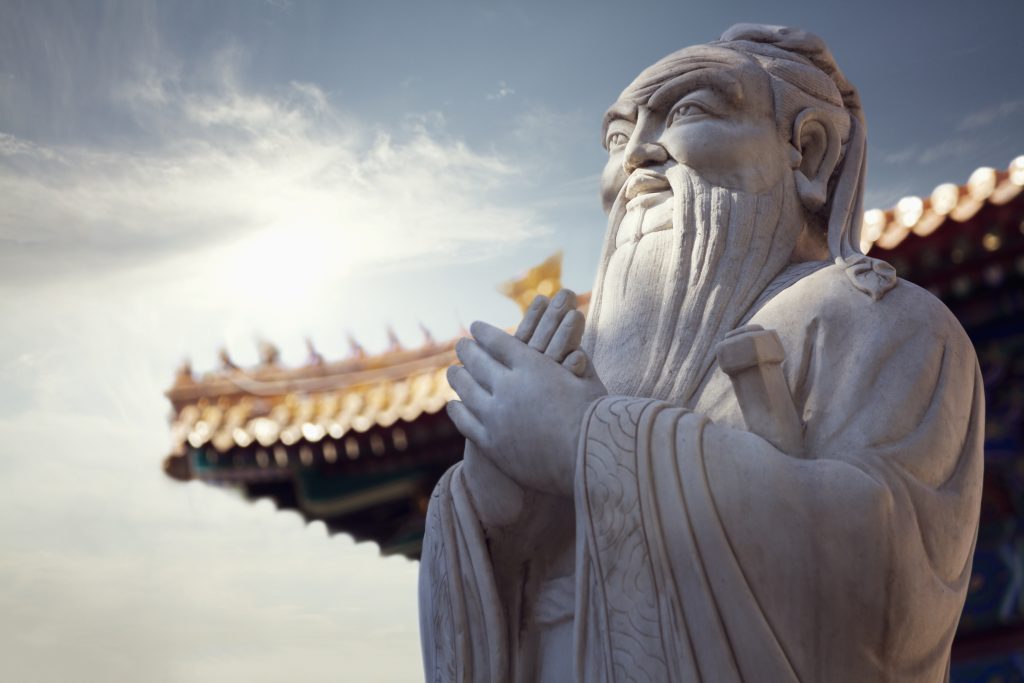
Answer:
[
  {"left": 346, "top": 333, "right": 366, "bottom": 359},
  {"left": 174, "top": 358, "right": 194, "bottom": 385},
  {"left": 386, "top": 326, "right": 403, "bottom": 353},
  {"left": 218, "top": 347, "right": 238, "bottom": 371},
  {"left": 419, "top": 322, "right": 436, "bottom": 347},
  {"left": 257, "top": 338, "right": 280, "bottom": 367},
  {"left": 304, "top": 337, "right": 324, "bottom": 367}
]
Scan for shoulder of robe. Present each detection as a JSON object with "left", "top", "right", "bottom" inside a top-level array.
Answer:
[{"left": 763, "top": 264, "right": 973, "bottom": 354}]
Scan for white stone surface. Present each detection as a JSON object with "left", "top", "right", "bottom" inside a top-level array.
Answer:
[{"left": 420, "top": 23, "right": 983, "bottom": 682}]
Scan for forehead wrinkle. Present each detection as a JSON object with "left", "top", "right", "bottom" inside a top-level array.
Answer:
[
  {"left": 601, "top": 51, "right": 761, "bottom": 145},
  {"left": 646, "top": 69, "right": 743, "bottom": 112},
  {"left": 623, "top": 53, "right": 745, "bottom": 100}
]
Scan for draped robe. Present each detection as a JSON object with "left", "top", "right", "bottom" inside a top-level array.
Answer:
[{"left": 419, "top": 264, "right": 984, "bottom": 682}]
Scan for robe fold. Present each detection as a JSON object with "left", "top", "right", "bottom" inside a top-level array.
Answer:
[{"left": 420, "top": 265, "right": 984, "bottom": 682}]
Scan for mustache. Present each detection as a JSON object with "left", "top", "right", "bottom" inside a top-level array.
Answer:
[{"left": 622, "top": 168, "right": 672, "bottom": 201}]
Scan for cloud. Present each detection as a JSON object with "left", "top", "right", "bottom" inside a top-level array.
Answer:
[
  {"left": 0, "top": 47, "right": 546, "bottom": 286},
  {"left": 0, "top": 32, "right": 555, "bottom": 681},
  {"left": 0, "top": 293, "right": 424, "bottom": 682},
  {"left": 879, "top": 145, "right": 919, "bottom": 166},
  {"left": 486, "top": 80, "right": 515, "bottom": 100},
  {"left": 879, "top": 137, "right": 979, "bottom": 167},
  {"left": 0, "top": 414, "right": 423, "bottom": 683},
  {"left": 917, "top": 138, "right": 980, "bottom": 165},
  {"left": 0, "top": 10, "right": 603, "bottom": 682},
  {"left": 878, "top": 99, "right": 1024, "bottom": 169},
  {"left": 511, "top": 104, "right": 584, "bottom": 143},
  {"left": 958, "top": 99, "right": 1024, "bottom": 131}
]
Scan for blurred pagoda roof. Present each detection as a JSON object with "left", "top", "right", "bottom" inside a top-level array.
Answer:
[
  {"left": 161, "top": 254, "right": 590, "bottom": 557},
  {"left": 166, "top": 340, "right": 459, "bottom": 464},
  {"left": 861, "top": 156, "right": 1023, "bottom": 252},
  {"left": 164, "top": 256, "right": 591, "bottom": 476}
]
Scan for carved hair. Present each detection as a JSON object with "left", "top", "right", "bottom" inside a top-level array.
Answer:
[
  {"left": 716, "top": 25, "right": 863, "bottom": 259},
  {"left": 718, "top": 25, "right": 898, "bottom": 299}
]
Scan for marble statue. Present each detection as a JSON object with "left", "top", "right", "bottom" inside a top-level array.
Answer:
[{"left": 420, "top": 24, "right": 983, "bottom": 683}]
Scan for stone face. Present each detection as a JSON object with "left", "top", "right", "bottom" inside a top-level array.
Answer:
[{"left": 419, "top": 24, "right": 983, "bottom": 683}]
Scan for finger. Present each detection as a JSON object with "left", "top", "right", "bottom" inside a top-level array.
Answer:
[
  {"left": 514, "top": 295, "right": 549, "bottom": 342},
  {"left": 455, "top": 338, "right": 505, "bottom": 392},
  {"left": 529, "top": 289, "right": 576, "bottom": 352},
  {"left": 470, "top": 321, "right": 528, "bottom": 368},
  {"left": 545, "top": 309, "right": 585, "bottom": 363},
  {"left": 447, "top": 400, "right": 489, "bottom": 449},
  {"left": 447, "top": 366, "right": 490, "bottom": 415},
  {"left": 562, "top": 349, "right": 588, "bottom": 378}
]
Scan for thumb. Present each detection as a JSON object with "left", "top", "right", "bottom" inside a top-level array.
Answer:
[{"left": 562, "top": 349, "right": 587, "bottom": 377}]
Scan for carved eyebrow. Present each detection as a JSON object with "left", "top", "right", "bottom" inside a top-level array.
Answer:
[
  {"left": 601, "top": 101, "right": 638, "bottom": 145},
  {"left": 646, "top": 68, "right": 743, "bottom": 112}
]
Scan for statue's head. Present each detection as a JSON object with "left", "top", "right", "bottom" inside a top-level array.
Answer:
[
  {"left": 586, "top": 25, "right": 886, "bottom": 405},
  {"left": 600, "top": 24, "right": 863, "bottom": 261}
]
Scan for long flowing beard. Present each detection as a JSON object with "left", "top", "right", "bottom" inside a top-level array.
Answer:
[{"left": 585, "top": 165, "right": 802, "bottom": 406}]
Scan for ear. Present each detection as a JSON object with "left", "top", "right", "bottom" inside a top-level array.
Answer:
[{"left": 790, "top": 109, "right": 842, "bottom": 213}]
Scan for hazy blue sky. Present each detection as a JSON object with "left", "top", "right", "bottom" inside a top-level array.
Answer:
[{"left": 1, "top": 1, "right": 1021, "bottom": 680}]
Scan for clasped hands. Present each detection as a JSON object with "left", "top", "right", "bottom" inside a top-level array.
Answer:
[{"left": 446, "top": 290, "right": 607, "bottom": 498}]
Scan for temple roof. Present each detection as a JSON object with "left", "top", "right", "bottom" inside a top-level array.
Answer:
[
  {"left": 167, "top": 341, "right": 459, "bottom": 460},
  {"left": 165, "top": 250, "right": 588, "bottom": 467},
  {"left": 861, "top": 156, "right": 1024, "bottom": 252}
]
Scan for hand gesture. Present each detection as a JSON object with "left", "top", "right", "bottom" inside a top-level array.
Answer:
[
  {"left": 513, "top": 289, "right": 589, "bottom": 378},
  {"left": 454, "top": 289, "right": 588, "bottom": 524},
  {"left": 447, "top": 294, "right": 606, "bottom": 497}
]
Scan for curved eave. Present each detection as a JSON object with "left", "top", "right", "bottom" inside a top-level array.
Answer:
[{"left": 862, "top": 156, "right": 1023, "bottom": 253}]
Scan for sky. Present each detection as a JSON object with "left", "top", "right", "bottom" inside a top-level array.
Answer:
[{"left": 0, "top": 0, "right": 1021, "bottom": 680}]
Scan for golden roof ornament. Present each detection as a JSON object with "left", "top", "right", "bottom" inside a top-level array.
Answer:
[{"left": 499, "top": 251, "right": 563, "bottom": 313}]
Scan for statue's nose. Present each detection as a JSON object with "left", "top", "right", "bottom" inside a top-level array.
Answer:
[{"left": 623, "top": 141, "right": 669, "bottom": 174}]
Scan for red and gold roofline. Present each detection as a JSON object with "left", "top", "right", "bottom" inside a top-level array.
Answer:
[{"left": 862, "top": 156, "right": 1023, "bottom": 252}]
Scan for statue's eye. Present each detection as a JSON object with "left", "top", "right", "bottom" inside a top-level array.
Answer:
[
  {"left": 606, "top": 131, "right": 629, "bottom": 150},
  {"left": 668, "top": 102, "right": 707, "bottom": 125}
]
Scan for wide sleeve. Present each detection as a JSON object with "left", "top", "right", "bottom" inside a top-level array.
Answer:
[
  {"left": 572, "top": 295, "right": 984, "bottom": 682},
  {"left": 419, "top": 465, "right": 510, "bottom": 683},
  {"left": 573, "top": 396, "right": 795, "bottom": 683},
  {"left": 705, "top": 292, "right": 985, "bottom": 682}
]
